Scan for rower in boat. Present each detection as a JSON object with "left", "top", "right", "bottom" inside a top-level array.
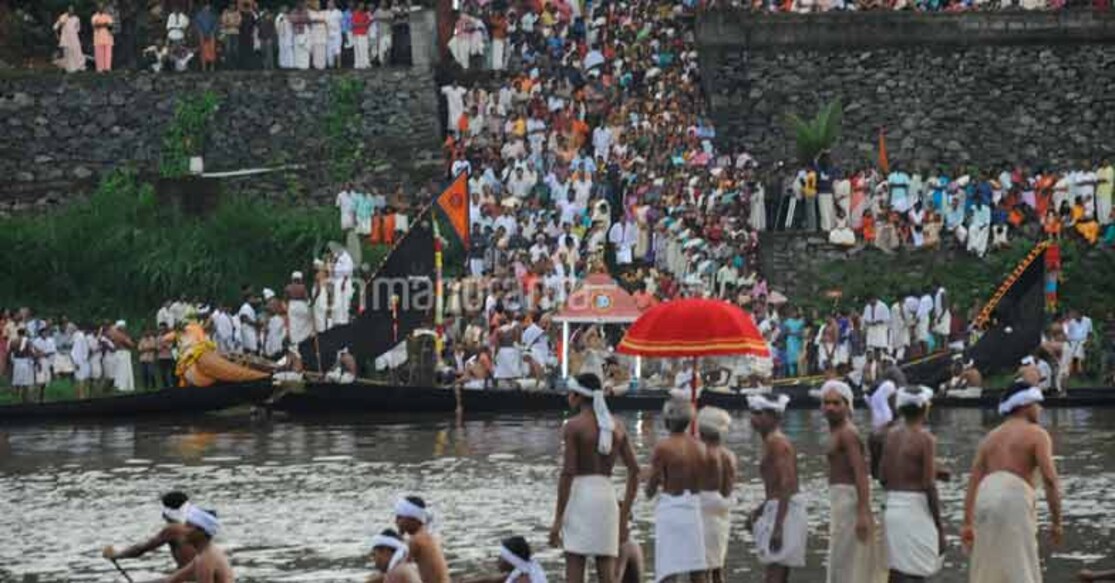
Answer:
[
  {"left": 102, "top": 491, "right": 198, "bottom": 569},
  {"left": 459, "top": 536, "right": 547, "bottom": 583},
  {"left": 153, "top": 506, "right": 234, "bottom": 583},
  {"left": 370, "top": 528, "right": 421, "bottom": 583},
  {"left": 944, "top": 356, "right": 982, "bottom": 398}
]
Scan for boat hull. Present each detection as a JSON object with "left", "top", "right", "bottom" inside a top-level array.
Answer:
[{"left": 0, "top": 381, "right": 276, "bottom": 424}]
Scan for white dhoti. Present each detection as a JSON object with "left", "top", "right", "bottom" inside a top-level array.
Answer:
[
  {"left": 279, "top": 41, "right": 294, "bottom": 68},
  {"left": 883, "top": 491, "right": 941, "bottom": 577},
  {"left": 655, "top": 492, "right": 707, "bottom": 582},
  {"left": 562, "top": 475, "right": 619, "bottom": 558},
  {"left": 494, "top": 346, "right": 523, "bottom": 379},
  {"left": 932, "top": 311, "right": 951, "bottom": 337},
  {"left": 311, "top": 42, "right": 327, "bottom": 69},
  {"left": 827, "top": 485, "right": 885, "bottom": 583},
  {"left": 819, "top": 193, "right": 836, "bottom": 231},
  {"left": 11, "top": 357, "right": 34, "bottom": 387},
  {"left": 377, "top": 32, "right": 392, "bottom": 64},
  {"left": 35, "top": 357, "right": 53, "bottom": 385},
  {"left": 90, "top": 355, "right": 103, "bottom": 380},
  {"left": 491, "top": 38, "right": 505, "bottom": 70},
  {"left": 754, "top": 495, "right": 808, "bottom": 568},
  {"left": 700, "top": 491, "right": 731, "bottom": 570},
  {"left": 327, "top": 34, "right": 342, "bottom": 66},
  {"left": 866, "top": 325, "right": 888, "bottom": 351},
  {"left": 112, "top": 350, "right": 135, "bottom": 392},
  {"left": 915, "top": 317, "right": 930, "bottom": 343},
  {"left": 353, "top": 34, "right": 370, "bottom": 68},
  {"left": 829, "top": 228, "right": 855, "bottom": 246},
  {"left": 969, "top": 471, "right": 1040, "bottom": 583},
  {"left": 74, "top": 359, "right": 91, "bottom": 382},
  {"left": 53, "top": 353, "right": 75, "bottom": 374},
  {"left": 294, "top": 35, "right": 310, "bottom": 69},
  {"left": 288, "top": 299, "right": 313, "bottom": 345},
  {"left": 968, "top": 225, "right": 989, "bottom": 257},
  {"left": 102, "top": 350, "right": 116, "bottom": 380}
]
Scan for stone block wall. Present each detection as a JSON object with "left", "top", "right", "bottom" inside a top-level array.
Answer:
[
  {"left": 699, "top": 11, "right": 1115, "bottom": 169},
  {"left": 0, "top": 68, "right": 443, "bottom": 213}
]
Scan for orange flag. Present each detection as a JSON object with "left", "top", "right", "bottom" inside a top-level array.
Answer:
[
  {"left": 878, "top": 127, "right": 890, "bottom": 175},
  {"left": 436, "top": 172, "right": 470, "bottom": 249}
]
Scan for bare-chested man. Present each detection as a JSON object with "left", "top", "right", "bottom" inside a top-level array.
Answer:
[
  {"left": 646, "top": 398, "right": 708, "bottom": 583},
  {"left": 155, "top": 506, "right": 234, "bottom": 583},
  {"left": 551, "top": 373, "right": 639, "bottom": 583},
  {"left": 285, "top": 271, "right": 313, "bottom": 345},
  {"left": 395, "top": 496, "right": 450, "bottom": 583},
  {"left": 879, "top": 386, "right": 943, "bottom": 582},
  {"left": 963, "top": 382, "right": 1062, "bottom": 583},
  {"left": 696, "top": 406, "right": 737, "bottom": 583},
  {"left": 820, "top": 380, "right": 882, "bottom": 583},
  {"left": 459, "top": 536, "right": 546, "bottom": 583},
  {"left": 370, "top": 528, "right": 422, "bottom": 583},
  {"left": 103, "top": 491, "right": 197, "bottom": 569},
  {"left": 747, "top": 394, "right": 807, "bottom": 583}
]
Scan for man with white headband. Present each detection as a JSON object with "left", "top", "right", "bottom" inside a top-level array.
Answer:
[
  {"left": 820, "top": 380, "right": 885, "bottom": 583},
  {"left": 551, "top": 373, "right": 639, "bottom": 583},
  {"left": 696, "top": 406, "right": 737, "bottom": 583},
  {"left": 646, "top": 397, "right": 708, "bottom": 583},
  {"left": 394, "top": 496, "right": 449, "bottom": 583},
  {"left": 878, "top": 386, "right": 943, "bottom": 581},
  {"left": 963, "top": 381, "right": 1062, "bottom": 583},
  {"left": 371, "top": 528, "right": 421, "bottom": 583},
  {"left": 746, "top": 393, "right": 808, "bottom": 580},
  {"left": 460, "top": 536, "right": 547, "bottom": 583},
  {"left": 153, "top": 506, "right": 234, "bottom": 583},
  {"left": 102, "top": 491, "right": 198, "bottom": 570}
]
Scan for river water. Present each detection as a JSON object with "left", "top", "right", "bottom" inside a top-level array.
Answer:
[{"left": 1, "top": 408, "right": 1112, "bottom": 582}]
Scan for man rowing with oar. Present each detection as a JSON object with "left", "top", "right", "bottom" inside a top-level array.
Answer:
[
  {"left": 395, "top": 496, "right": 450, "bottom": 583},
  {"left": 154, "top": 506, "right": 234, "bottom": 582},
  {"left": 102, "top": 491, "right": 198, "bottom": 569}
]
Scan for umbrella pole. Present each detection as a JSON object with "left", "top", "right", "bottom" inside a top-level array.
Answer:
[
  {"left": 561, "top": 321, "right": 570, "bottom": 379},
  {"left": 690, "top": 356, "right": 698, "bottom": 435}
]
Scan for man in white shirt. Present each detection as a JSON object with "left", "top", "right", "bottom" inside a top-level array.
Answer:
[
  {"left": 572, "top": 172, "right": 594, "bottom": 206},
  {"left": 238, "top": 299, "right": 259, "bottom": 355},
  {"left": 608, "top": 217, "right": 637, "bottom": 265},
  {"left": 336, "top": 185, "right": 355, "bottom": 231},
  {"left": 1065, "top": 310, "right": 1093, "bottom": 375},
  {"left": 441, "top": 83, "right": 467, "bottom": 135},
  {"left": 556, "top": 191, "right": 584, "bottom": 226},
  {"left": 505, "top": 167, "right": 533, "bottom": 200},
  {"left": 593, "top": 126, "right": 613, "bottom": 162},
  {"left": 156, "top": 301, "right": 175, "bottom": 329},
  {"left": 493, "top": 207, "right": 519, "bottom": 238},
  {"left": 862, "top": 296, "right": 891, "bottom": 357}
]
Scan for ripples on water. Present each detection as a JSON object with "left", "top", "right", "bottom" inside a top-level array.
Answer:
[{"left": 1, "top": 408, "right": 1112, "bottom": 582}]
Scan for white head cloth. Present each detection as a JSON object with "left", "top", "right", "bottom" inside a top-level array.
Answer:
[
  {"left": 869, "top": 380, "right": 897, "bottom": 430},
  {"left": 747, "top": 393, "right": 790, "bottom": 413},
  {"left": 567, "top": 376, "right": 615, "bottom": 455},
  {"left": 820, "top": 379, "right": 854, "bottom": 411},
  {"left": 185, "top": 506, "right": 219, "bottom": 537},
  {"left": 395, "top": 498, "right": 434, "bottom": 528},
  {"left": 500, "top": 545, "right": 548, "bottom": 583},
  {"left": 371, "top": 533, "right": 409, "bottom": 571},
  {"left": 1020, "top": 356, "right": 1036, "bottom": 366},
  {"left": 696, "top": 406, "right": 731, "bottom": 438},
  {"left": 262, "top": 288, "right": 276, "bottom": 301},
  {"left": 114, "top": 320, "right": 126, "bottom": 328},
  {"left": 292, "top": 271, "right": 304, "bottom": 280},
  {"left": 896, "top": 386, "right": 934, "bottom": 409},
  {"left": 999, "top": 384, "right": 1044, "bottom": 416},
  {"left": 162, "top": 501, "right": 190, "bottom": 523}
]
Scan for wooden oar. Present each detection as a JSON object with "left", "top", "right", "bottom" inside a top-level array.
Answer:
[{"left": 109, "top": 558, "right": 134, "bottom": 583}]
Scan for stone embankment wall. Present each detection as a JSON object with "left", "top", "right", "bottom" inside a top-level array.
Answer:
[
  {"left": 0, "top": 68, "right": 442, "bottom": 213},
  {"left": 699, "top": 11, "right": 1115, "bottom": 169}
]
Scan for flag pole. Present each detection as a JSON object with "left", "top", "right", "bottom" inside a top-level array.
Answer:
[{"left": 433, "top": 218, "right": 445, "bottom": 356}]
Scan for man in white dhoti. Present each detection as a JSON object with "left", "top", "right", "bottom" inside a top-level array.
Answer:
[
  {"left": 551, "top": 374, "right": 639, "bottom": 583},
  {"left": 697, "top": 407, "right": 737, "bottom": 583},
  {"left": 915, "top": 293, "right": 933, "bottom": 354},
  {"left": 286, "top": 271, "right": 314, "bottom": 345},
  {"left": 493, "top": 318, "right": 523, "bottom": 385},
  {"left": 747, "top": 394, "right": 808, "bottom": 580},
  {"left": 276, "top": 6, "right": 294, "bottom": 68},
  {"left": 889, "top": 299, "right": 908, "bottom": 361},
  {"left": 309, "top": 5, "right": 328, "bottom": 70},
  {"left": 10, "top": 329, "right": 35, "bottom": 402},
  {"left": 107, "top": 321, "right": 136, "bottom": 393},
  {"left": 963, "top": 382, "right": 1062, "bottom": 583},
  {"left": 879, "top": 386, "right": 943, "bottom": 581},
  {"left": 821, "top": 380, "right": 885, "bottom": 583},
  {"left": 325, "top": 0, "right": 343, "bottom": 68},
  {"left": 608, "top": 217, "right": 638, "bottom": 266},
  {"left": 238, "top": 298, "right": 259, "bottom": 355},
  {"left": 646, "top": 398, "right": 708, "bottom": 583},
  {"left": 290, "top": 2, "right": 311, "bottom": 69},
  {"left": 931, "top": 286, "right": 950, "bottom": 348},
  {"left": 521, "top": 315, "right": 553, "bottom": 377},
  {"left": 71, "top": 327, "right": 91, "bottom": 399},
  {"left": 31, "top": 327, "right": 57, "bottom": 398},
  {"left": 863, "top": 296, "right": 891, "bottom": 358},
  {"left": 967, "top": 199, "right": 991, "bottom": 258}
]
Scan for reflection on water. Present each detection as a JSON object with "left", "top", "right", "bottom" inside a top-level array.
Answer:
[{"left": 1, "top": 408, "right": 1113, "bottom": 582}]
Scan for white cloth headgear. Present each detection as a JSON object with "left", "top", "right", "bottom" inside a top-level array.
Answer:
[
  {"left": 747, "top": 393, "right": 790, "bottom": 413},
  {"left": 114, "top": 320, "right": 126, "bottom": 328},
  {"left": 162, "top": 501, "right": 190, "bottom": 523},
  {"left": 895, "top": 386, "right": 934, "bottom": 409},
  {"left": 819, "top": 379, "right": 855, "bottom": 411},
  {"left": 500, "top": 545, "right": 548, "bottom": 583},
  {"left": 1020, "top": 356, "right": 1036, "bottom": 366},
  {"left": 999, "top": 383, "right": 1044, "bottom": 416},
  {"left": 292, "top": 271, "right": 304, "bottom": 280},
  {"left": 370, "top": 533, "right": 409, "bottom": 571},
  {"left": 185, "top": 506, "right": 219, "bottom": 537},
  {"left": 696, "top": 406, "right": 731, "bottom": 438},
  {"left": 262, "top": 288, "right": 276, "bottom": 301},
  {"left": 394, "top": 498, "right": 433, "bottom": 526},
  {"left": 567, "top": 376, "right": 615, "bottom": 455},
  {"left": 869, "top": 380, "right": 897, "bottom": 430}
]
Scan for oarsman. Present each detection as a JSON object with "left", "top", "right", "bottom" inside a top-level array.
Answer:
[
  {"left": 286, "top": 271, "right": 313, "bottom": 345},
  {"left": 370, "top": 529, "right": 422, "bottom": 583},
  {"left": 71, "top": 325, "right": 91, "bottom": 399},
  {"left": 820, "top": 380, "right": 884, "bottom": 583},
  {"left": 394, "top": 496, "right": 450, "bottom": 583},
  {"left": 696, "top": 406, "right": 737, "bottom": 583},
  {"left": 550, "top": 373, "right": 639, "bottom": 583},
  {"left": 963, "top": 382, "right": 1063, "bottom": 582},
  {"left": 646, "top": 398, "right": 708, "bottom": 583},
  {"left": 747, "top": 394, "right": 808, "bottom": 583},
  {"left": 152, "top": 506, "right": 232, "bottom": 583},
  {"left": 103, "top": 491, "right": 198, "bottom": 569},
  {"left": 460, "top": 536, "right": 547, "bottom": 583},
  {"left": 879, "top": 386, "right": 943, "bottom": 582}
]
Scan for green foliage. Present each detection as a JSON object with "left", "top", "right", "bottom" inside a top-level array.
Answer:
[
  {"left": 785, "top": 99, "right": 844, "bottom": 165},
  {"left": 324, "top": 77, "right": 366, "bottom": 185},
  {"left": 159, "top": 91, "right": 220, "bottom": 178},
  {"left": 0, "top": 170, "right": 378, "bottom": 325}
]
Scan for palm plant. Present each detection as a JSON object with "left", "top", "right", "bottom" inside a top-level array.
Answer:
[{"left": 785, "top": 99, "right": 844, "bottom": 166}]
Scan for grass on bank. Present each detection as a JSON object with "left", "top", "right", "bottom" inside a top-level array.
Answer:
[{"left": 0, "top": 170, "right": 386, "bottom": 325}]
